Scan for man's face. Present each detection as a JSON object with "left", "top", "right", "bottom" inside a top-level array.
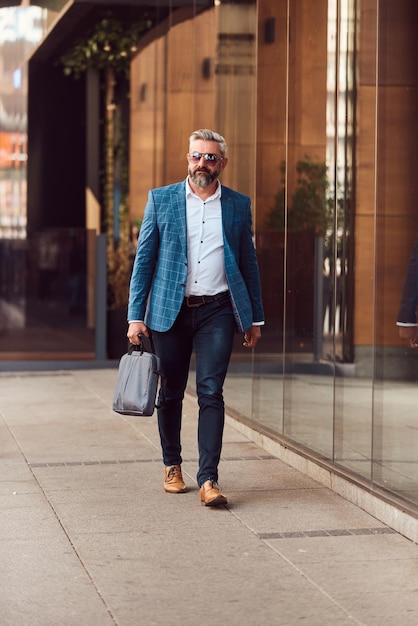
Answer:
[{"left": 187, "top": 140, "right": 227, "bottom": 188}]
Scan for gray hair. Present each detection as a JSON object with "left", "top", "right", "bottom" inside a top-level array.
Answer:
[{"left": 189, "top": 129, "right": 227, "bottom": 157}]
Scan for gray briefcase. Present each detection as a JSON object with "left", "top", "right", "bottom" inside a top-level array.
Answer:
[{"left": 112, "top": 335, "right": 160, "bottom": 416}]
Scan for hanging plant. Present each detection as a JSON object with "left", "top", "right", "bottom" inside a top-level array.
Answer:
[{"left": 58, "top": 17, "right": 151, "bottom": 79}]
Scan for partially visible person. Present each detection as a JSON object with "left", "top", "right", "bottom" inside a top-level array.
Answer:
[
  {"left": 397, "top": 233, "right": 418, "bottom": 348},
  {"left": 127, "top": 129, "right": 264, "bottom": 506}
]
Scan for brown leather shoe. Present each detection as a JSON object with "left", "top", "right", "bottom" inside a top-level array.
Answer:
[
  {"left": 199, "top": 480, "right": 227, "bottom": 506},
  {"left": 164, "top": 465, "right": 187, "bottom": 493}
]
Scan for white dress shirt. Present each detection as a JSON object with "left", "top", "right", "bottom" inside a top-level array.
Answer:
[{"left": 185, "top": 179, "right": 229, "bottom": 297}]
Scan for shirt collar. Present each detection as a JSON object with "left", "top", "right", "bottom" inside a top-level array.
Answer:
[{"left": 186, "top": 177, "right": 222, "bottom": 201}]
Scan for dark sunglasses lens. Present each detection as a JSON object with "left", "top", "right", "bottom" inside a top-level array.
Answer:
[{"left": 190, "top": 152, "right": 219, "bottom": 163}]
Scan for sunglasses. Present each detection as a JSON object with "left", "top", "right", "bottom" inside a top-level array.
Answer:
[{"left": 187, "top": 151, "right": 224, "bottom": 164}]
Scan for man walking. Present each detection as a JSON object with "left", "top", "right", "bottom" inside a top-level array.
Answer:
[{"left": 127, "top": 129, "right": 264, "bottom": 506}]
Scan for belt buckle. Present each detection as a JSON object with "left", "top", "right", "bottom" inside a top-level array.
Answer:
[{"left": 185, "top": 296, "right": 204, "bottom": 307}]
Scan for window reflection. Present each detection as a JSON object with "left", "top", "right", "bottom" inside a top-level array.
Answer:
[
  {"left": 373, "top": 0, "right": 418, "bottom": 505},
  {"left": 326, "top": 0, "right": 355, "bottom": 364},
  {"left": 254, "top": 0, "right": 357, "bottom": 460},
  {"left": 0, "top": 6, "right": 94, "bottom": 357}
]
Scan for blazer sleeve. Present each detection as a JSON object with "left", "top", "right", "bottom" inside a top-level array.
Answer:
[
  {"left": 239, "top": 208, "right": 264, "bottom": 324},
  {"left": 222, "top": 188, "right": 264, "bottom": 330},
  {"left": 127, "top": 191, "right": 159, "bottom": 322}
]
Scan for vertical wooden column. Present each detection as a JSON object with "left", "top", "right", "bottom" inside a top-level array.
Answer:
[{"left": 355, "top": 0, "right": 418, "bottom": 348}]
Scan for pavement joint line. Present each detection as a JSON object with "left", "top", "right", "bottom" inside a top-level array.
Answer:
[
  {"left": 264, "top": 542, "right": 367, "bottom": 626},
  {"left": 29, "top": 455, "right": 277, "bottom": 468},
  {"left": 258, "top": 527, "right": 397, "bottom": 539},
  {"left": 2, "top": 415, "right": 119, "bottom": 624},
  {"left": 0, "top": 371, "right": 72, "bottom": 378},
  {"left": 228, "top": 508, "right": 368, "bottom": 626}
]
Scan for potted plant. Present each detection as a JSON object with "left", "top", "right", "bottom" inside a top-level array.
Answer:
[
  {"left": 261, "top": 156, "right": 333, "bottom": 346},
  {"left": 265, "top": 156, "right": 331, "bottom": 235}
]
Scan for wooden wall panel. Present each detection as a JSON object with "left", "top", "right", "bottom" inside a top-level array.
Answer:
[
  {"left": 130, "top": 38, "right": 165, "bottom": 219},
  {"left": 130, "top": 9, "right": 217, "bottom": 218},
  {"left": 213, "top": 3, "right": 257, "bottom": 200},
  {"left": 354, "top": 0, "right": 377, "bottom": 347},
  {"left": 256, "top": 0, "right": 327, "bottom": 227},
  {"left": 377, "top": 87, "right": 418, "bottom": 217},
  {"left": 256, "top": 0, "right": 287, "bottom": 226},
  {"left": 355, "top": 87, "right": 376, "bottom": 218},
  {"left": 375, "top": 217, "right": 418, "bottom": 345},
  {"left": 354, "top": 0, "right": 418, "bottom": 347}
]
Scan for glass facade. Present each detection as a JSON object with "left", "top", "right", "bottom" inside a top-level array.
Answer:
[
  {"left": 1, "top": 0, "right": 418, "bottom": 514},
  {"left": 0, "top": 4, "right": 96, "bottom": 358}
]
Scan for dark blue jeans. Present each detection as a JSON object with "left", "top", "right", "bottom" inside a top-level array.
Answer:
[{"left": 152, "top": 293, "right": 235, "bottom": 487}]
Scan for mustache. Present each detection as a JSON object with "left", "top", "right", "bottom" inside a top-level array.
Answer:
[{"left": 193, "top": 166, "right": 211, "bottom": 175}]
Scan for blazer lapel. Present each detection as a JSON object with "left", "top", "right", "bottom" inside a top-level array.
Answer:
[
  {"left": 221, "top": 187, "right": 234, "bottom": 237},
  {"left": 172, "top": 181, "right": 187, "bottom": 255}
]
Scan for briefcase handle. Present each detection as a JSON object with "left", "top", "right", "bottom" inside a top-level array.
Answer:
[{"left": 128, "top": 331, "right": 156, "bottom": 355}]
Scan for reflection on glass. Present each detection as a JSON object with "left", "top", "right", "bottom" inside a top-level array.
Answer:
[
  {"left": 373, "top": 0, "right": 418, "bottom": 505},
  {"left": 278, "top": 0, "right": 333, "bottom": 458},
  {"left": 0, "top": 228, "right": 94, "bottom": 355},
  {"left": 0, "top": 6, "right": 94, "bottom": 357},
  {"left": 328, "top": 0, "right": 374, "bottom": 479},
  {"left": 0, "top": 6, "right": 53, "bottom": 240},
  {"left": 253, "top": 0, "right": 360, "bottom": 463},
  {"left": 213, "top": 0, "right": 257, "bottom": 421}
]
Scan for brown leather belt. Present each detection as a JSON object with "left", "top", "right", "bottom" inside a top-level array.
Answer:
[{"left": 184, "top": 291, "right": 229, "bottom": 308}]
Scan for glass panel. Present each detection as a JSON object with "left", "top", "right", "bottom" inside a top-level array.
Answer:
[
  {"left": 0, "top": 6, "right": 95, "bottom": 359},
  {"left": 332, "top": 0, "right": 374, "bottom": 480},
  {"left": 0, "top": 228, "right": 95, "bottom": 357},
  {"left": 373, "top": 0, "right": 418, "bottom": 503},
  {"left": 0, "top": 6, "right": 45, "bottom": 241},
  {"left": 252, "top": 1, "right": 287, "bottom": 433},
  {"left": 252, "top": 0, "right": 370, "bottom": 466},
  {"left": 217, "top": 0, "right": 258, "bottom": 421},
  {"left": 281, "top": 0, "right": 335, "bottom": 458}
]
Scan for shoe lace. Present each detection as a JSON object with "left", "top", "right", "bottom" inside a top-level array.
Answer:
[{"left": 167, "top": 466, "right": 181, "bottom": 481}]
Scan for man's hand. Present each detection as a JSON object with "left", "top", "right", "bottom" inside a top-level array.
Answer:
[
  {"left": 399, "top": 326, "right": 418, "bottom": 349},
  {"left": 243, "top": 325, "right": 261, "bottom": 349},
  {"left": 127, "top": 321, "right": 149, "bottom": 345}
]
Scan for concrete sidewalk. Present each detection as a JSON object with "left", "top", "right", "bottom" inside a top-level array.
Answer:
[{"left": 1, "top": 369, "right": 418, "bottom": 626}]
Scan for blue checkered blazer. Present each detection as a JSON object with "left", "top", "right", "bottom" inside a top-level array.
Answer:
[{"left": 128, "top": 180, "right": 264, "bottom": 332}]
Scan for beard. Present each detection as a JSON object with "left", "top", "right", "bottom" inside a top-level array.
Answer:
[{"left": 188, "top": 165, "right": 220, "bottom": 187}]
